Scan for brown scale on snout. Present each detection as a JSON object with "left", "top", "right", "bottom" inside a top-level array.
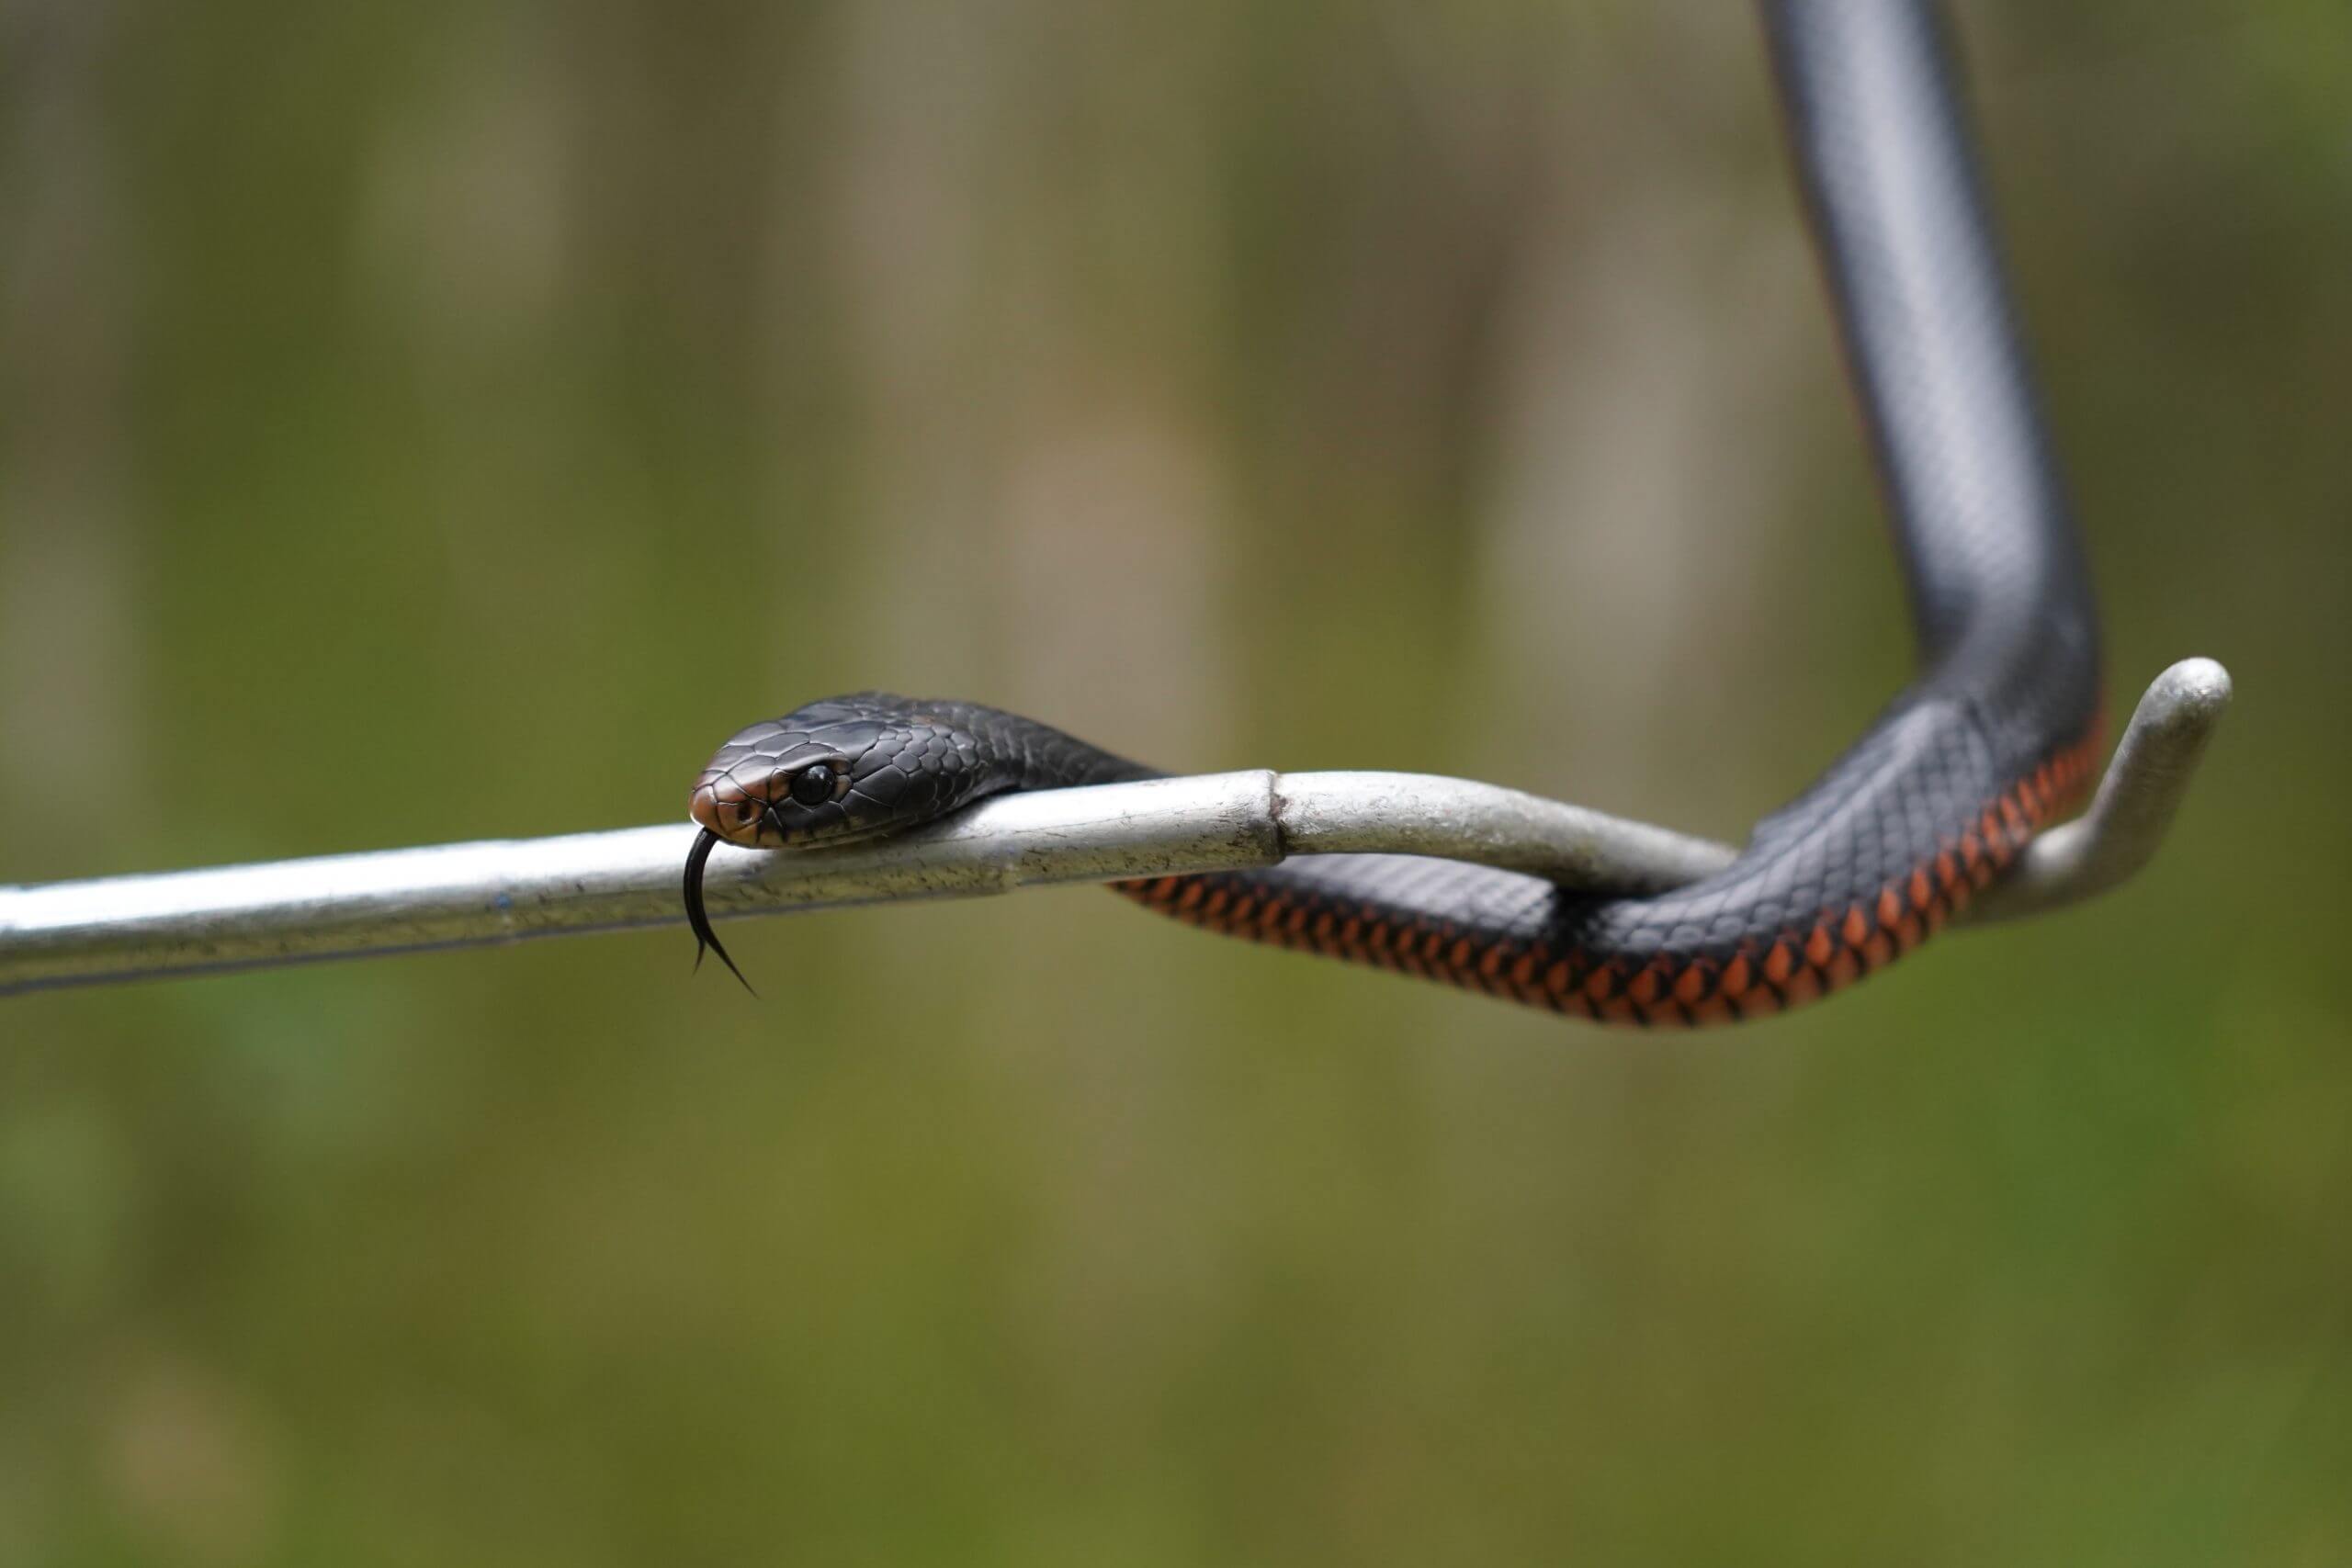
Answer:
[{"left": 690, "top": 764, "right": 789, "bottom": 848}]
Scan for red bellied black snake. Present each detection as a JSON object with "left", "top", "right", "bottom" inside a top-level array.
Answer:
[{"left": 683, "top": 0, "right": 2105, "bottom": 1026}]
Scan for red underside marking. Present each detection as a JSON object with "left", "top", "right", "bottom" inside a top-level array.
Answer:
[{"left": 1112, "top": 726, "right": 2104, "bottom": 1027}]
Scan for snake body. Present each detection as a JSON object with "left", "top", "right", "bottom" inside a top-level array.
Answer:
[{"left": 684, "top": 0, "right": 2104, "bottom": 1026}]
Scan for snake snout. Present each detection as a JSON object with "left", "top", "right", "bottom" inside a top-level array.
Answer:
[{"left": 690, "top": 769, "right": 787, "bottom": 848}]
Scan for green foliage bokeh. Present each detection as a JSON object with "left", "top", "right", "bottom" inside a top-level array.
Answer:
[{"left": 2, "top": 2, "right": 2346, "bottom": 1562}]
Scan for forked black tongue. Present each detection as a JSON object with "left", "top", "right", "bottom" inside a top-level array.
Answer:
[{"left": 684, "top": 827, "right": 757, "bottom": 996}]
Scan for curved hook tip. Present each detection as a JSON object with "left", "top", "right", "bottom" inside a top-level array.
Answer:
[
  {"left": 2145, "top": 656, "right": 2233, "bottom": 734},
  {"left": 1961, "top": 655, "right": 2232, "bottom": 927}
]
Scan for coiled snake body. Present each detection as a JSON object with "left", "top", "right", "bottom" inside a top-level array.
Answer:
[{"left": 684, "top": 0, "right": 2105, "bottom": 1027}]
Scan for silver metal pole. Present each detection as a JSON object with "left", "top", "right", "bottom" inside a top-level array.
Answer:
[
  {"left": 0, "top": 659, "right": 2228, "bottom": 997},
  {"left": 0, "top": 771, "right": 1730, "bottom": 996}
]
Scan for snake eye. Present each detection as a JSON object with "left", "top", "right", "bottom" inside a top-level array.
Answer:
[{"left": 789, "top": 762, "right": 836, "bottom": 809}]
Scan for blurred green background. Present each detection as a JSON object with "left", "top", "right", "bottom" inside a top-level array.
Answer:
[{"left": 4, "top": 0, "right": 2346, "bottom": 1562}]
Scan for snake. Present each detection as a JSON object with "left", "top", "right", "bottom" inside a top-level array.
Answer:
[{"left": 681, "top": 0, "right": 2104, "bottom": 1026}]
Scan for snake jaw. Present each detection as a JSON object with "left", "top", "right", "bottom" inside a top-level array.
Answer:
[{"left": 683, "top": 827, "right": 757, "bottom": 997}]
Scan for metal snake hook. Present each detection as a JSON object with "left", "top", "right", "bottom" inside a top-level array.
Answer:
[{"left": 0, "top": 658, "right": 2230, "bottom": 998}]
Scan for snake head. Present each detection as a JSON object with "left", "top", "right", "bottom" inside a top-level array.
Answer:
[
  {"left": 688, "top": 693, "right": 992, "bottom": 850},
  {"left": 684, "top": 694, "right": 1001, "bottom": 994}
]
